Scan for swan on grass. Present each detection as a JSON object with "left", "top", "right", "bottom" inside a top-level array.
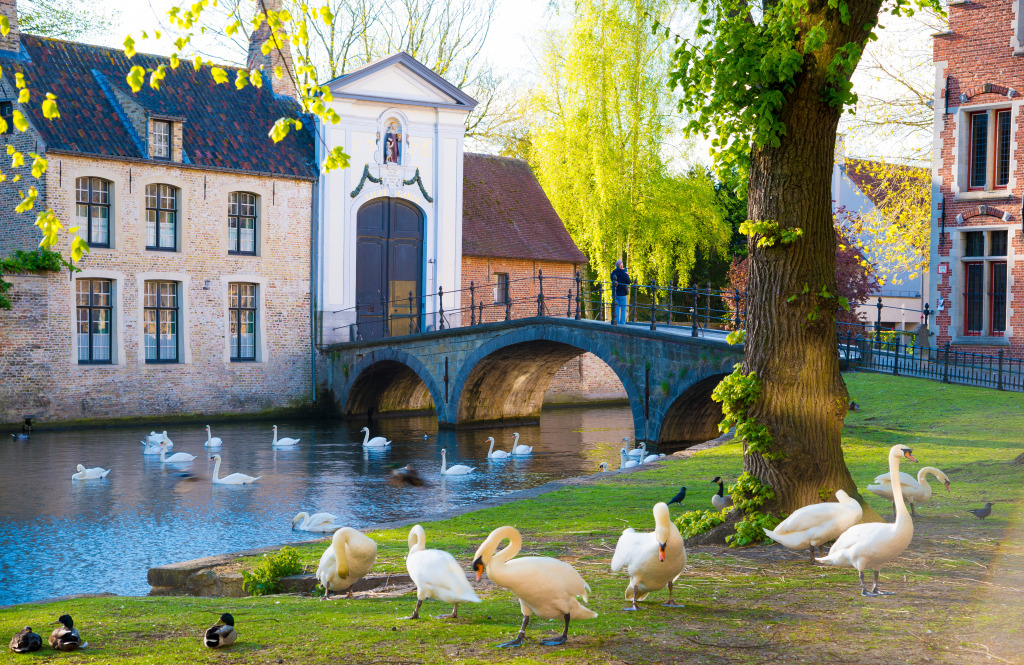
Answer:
[
  {"left": 634, "top": 442, "right": 665, "bottom": 464},
  {"left": 711, "top": 477, "right": 734, "bottom": 511},
  {"left": 402, "top": 524, "right": 481, "bottom": 620},
  {"left": 292, "top": 512, "right": 342, "bottom": 532},
  {"left": 160, "top": 441, "right": 197, "bottom": 464},
  {"left": 612, "top": 502, "right": 687, "bottom": 610},
  {"left": 72, "top": 464, "right": 110, "bottom": 480},
  {"left": 867, "top": 466, "right": 950, "bottom": 516},
  {"left": 619, "top": 449, "right": 639, "bottom": 469},
  {"left": 271, "top": 425, "right": 300, "bottom": 448},
  {"left": 599, "top": 462, "right": 610, "bottom": 472},
  {"left": 209, "top": 455, "right": 260, "bottom": 485},
  {"left": 204, "top": 425, "right": 222, "bottom": 449},
  {"left": 473, "top": 525, "right": 596, "bottom": 647},
  {"left": 763, "top": 489, "right": 863, "bottom": 561},
  {"left": 360, "top": 427, "right": 391, "bottom": 448},
  {"left": 486, "top": 437, "right": 511, "bottom": 459},
  {"left": 817, "top": 444, "right": 918, "bottom": 596},
  {"left": 316, "top": 527, "right": 377, "bottom": 598},
  {"left": 441, "top": 449, "right": 475, "bottom": 475},
  {"left": 510, "top": 432, "right": 533, "bottom": 456},
  {"left": 623, "top": 437, "right": 644, "bottom": 458}
]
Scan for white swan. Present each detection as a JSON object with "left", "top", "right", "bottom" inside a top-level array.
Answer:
[
  {"left": 817, "top": 444, "right": 917, "bottom": 596},
  {"left": 486, "top": 437, "right": 511, "bottom": 459},
  {"left": 292, "top": 512, "right": 342, "bottom": 532},
  {"left": 510, "top": 432, "right": 533, "bottom": 456},
  {"left": 711, "top": 477, "right": 734, "bottom": 511},
  {"left": 71, "top": 464, "right": 110, "bottom": 480},
  {"left": 637, "top": 443, "right": 665, "bottom": 464},
  {"left": 316, "top": 527, "right": 377, "bottom": 598},
  {"left": 441, "top": 449, "right": 475, "bottom": 475},
  {"left": 599, "top": 462, "right": 610, "bottom": 472},
  {"left": 623, "top": 437, "right": 644, "bottom": 458},
  {"left": 763, "top": 489, "right": 864, "bottom": 561},
  {"left": 473, "top": 525, "right": 597, "bottom": 647},
  {"left": 402, "top": 524, "right": 481, "bottom": 619},
  {"left": 611, "top": 502, "right": 687, "bottom": 610},
  {"left": 360, "top": 427, "right": 391, "bottom": 448},
  {"left": 209, "top": 454, "right": 260, "bottom": 485},
  {"left": 160, "top": 441, "right": 197, "bottom": 463},
  {"left": 867, "top": 466, "right": 950, "bottom": 516},
  {"left": 204, "top": 425, "right": 222, "bottom": 449},
  {"left": 160, "top": 431, "right": 174, "bottom": 449},
  {"left": 141, "top": 431, "right": 171, "bottom": 455},
  {"left": 619, "top": 449, "right": 639, "bottom": 469},
  {"left": 271, "top": 425, "right": 300, "bottom": 447}
]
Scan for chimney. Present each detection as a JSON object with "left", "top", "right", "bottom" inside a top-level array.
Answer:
[
  {"left": 0, "top": 0, "right": 20, "bottom": 53},
  {"left": 247, "top": 0, "right": 298, "bottom": 99}
]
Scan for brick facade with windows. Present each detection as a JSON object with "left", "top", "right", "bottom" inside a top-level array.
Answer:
[
  {"left": 931, "top": 0, "right": 1024, "bottom": 354},
  {"left": 0, "top": 7, "right": 317, "bottom": 426}
]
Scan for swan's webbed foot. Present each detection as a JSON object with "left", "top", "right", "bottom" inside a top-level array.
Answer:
[
  {"left": 401, "top": 600, "right": 422, "bottom": 620},
  {"left": 661, "top": 581, "right": 684, "bottom": 607},
  {"left": 661, "top": 601, "right": 685, "bottom": 608},
  {"left": 497, "top": 616, "right": 529, "bottom": 648},
  {"left": 870, "top": 570, "right": 894, "bottom": 595},
  {"left": 435, "top": 603, "right": 458, "bottom": 619},
  {"left": 861, "top": 589, "right": 882, "bottom": 597},
  {"left": 539, "top": 615, "right": 570, "bottom": 646},
  {"left": 622, "top": 584, "right": 644, "bottom": 610}
]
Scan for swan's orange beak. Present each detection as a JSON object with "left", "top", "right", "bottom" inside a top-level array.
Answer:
[
  {"left": 944, "top": 480, "right": 951, "bottom": 491},
  {"left": 902, "top": 449, "right": 917, "bottom": 463},
  {"left": 472, "top": 557, "right": 484, "bottom": 582},
  {"left": 658, "top": 542, "right": 666, "bottom": 562}
]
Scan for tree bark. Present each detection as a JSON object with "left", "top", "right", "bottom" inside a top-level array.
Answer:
[{"left": 743, "top": 0, "right": 885, "bottom": 514}]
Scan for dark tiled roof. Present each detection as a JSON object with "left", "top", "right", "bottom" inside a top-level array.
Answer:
[
  {"left": 462, "top": 153, "right": 586, "bottom": 264},
  {"left": 0, "top": 35, "right": 315, "bottom": 179}
]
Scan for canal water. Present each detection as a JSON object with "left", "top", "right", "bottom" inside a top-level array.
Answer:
[{"left": 0, "top": 405, "right": 637, "bottom": 606}]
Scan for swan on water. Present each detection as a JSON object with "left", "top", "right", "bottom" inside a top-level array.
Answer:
[
  {"left": 209, "top": 454, "right": 260, "bottom": 485},
  {"left": 441, "top": 449, "right": 475, "bottom": 475},
  {"left": 292, "top": 512, "right": 342, "bottom": 532},
  {"left": 360, "top": 427, "right": 391, "bottom": 448},
  {"left": 402, "top": 524, "right": 481, "bottom": 619},
  {"left": 711, "top": 477, "right": 734, "bottom": 511},
  {"left": 867, "top": 466, "right": 950, "bottom": 516},
  {"left": 510, "top": 432, "right": 533, "bottom": 456},
  {"left": 204, "top": 426, "right": 222, "bottom": 449},
  {"left": 611, "top": 502, "right": 687, "bottom": 610},
  {"left": 72, "top": 464, "right": 110, "bottom": 480},
  {"left": 619, "top": 449, "right": 639, "bottom": 469},
  {"left": 763, "top": 489, "right": 863, "bottom": 561},
  {"left": 817, "top": 444, "right": 918, "bottom": 596},
  {"left": 271, "top": 425, "right": 300, "bottom": 447},
  {"left": 160, "top": 441, "right": 197, "bottom": 464},
  {"left": 473, "top": 525, "right": 597, "bottom": 647},
  {"left": 203, "top": 613, "right": 236, "bottom": 649},
  {"left": 486, "top": 437, "right": 511, "bottom": 459},
  {"left": 141, "top": 431, "right": 171, "bottom": 454},
  {"left": 49, "top": 615, "right": 86, "bottom": 651},
  {"left": 316, "top": 527, "right": 377, "bottom": 598}
]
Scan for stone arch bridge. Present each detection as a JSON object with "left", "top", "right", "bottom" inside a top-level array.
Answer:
[{"left": 323, "top": 317, "right": 742, "bottom": 446}]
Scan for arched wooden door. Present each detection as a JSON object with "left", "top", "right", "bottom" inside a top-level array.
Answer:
[{"left": 356, "top": 198, "right": 424, "bottom": 339}]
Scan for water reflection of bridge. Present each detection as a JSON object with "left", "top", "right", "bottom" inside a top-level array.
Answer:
[{"left": 323, "top": 317, "right": 742, "bottom": 446}]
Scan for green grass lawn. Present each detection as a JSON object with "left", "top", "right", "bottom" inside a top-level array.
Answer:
[{"left": 3, "top": 373, "right": 1023, "bottom": 664}]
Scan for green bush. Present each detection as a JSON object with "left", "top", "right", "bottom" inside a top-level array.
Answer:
[
  {"left": 241, "top": 546, "right": 303, "bottom": 596},
  {"left": 673, "top": 509, "right": 727, "bottom": 539},
  {"left": 726, "top": 510, "right": 781, "bottom": 547}
]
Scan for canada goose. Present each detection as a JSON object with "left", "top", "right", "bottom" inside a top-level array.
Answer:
[
  {"left": 8, "top": 626, "right": 42, "bottom": 653},
  {"left": 402, "top": 524, "right": 481, "bottom": 619},
  {"left": 967, "top": 502, "right": 994, "bottom": 519},
  {"left": 48, "top": 615, "right": 86, "bottom": 651},
  {"left": 316, "top": 527, "right": 377, "bottom": 598},
  {"left": 763, "top": 489, "right": 863, "bottom": 561},
  {"left": 711, "top": 477, "right": 733, "bottom": 511},
  {"left": 817, "top": 445, "right": 918, "bottom": 596},
  {"left": 203, "top": 613, "right": 236, "bottom": 648},
  {"left": 272, "top": 426, "right": 300, "bottom": 447},
  {"left": 611, "top": 502, "right": 687, "bottom": 609}
]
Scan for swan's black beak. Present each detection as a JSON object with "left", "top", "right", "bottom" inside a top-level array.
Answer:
[
  {"left": 472, "top": 557, "right": 484, "bottom": 582},
  {"left": 902, "top": 449, "right": 918, "bottom": 463},
  {"left": 658, "top": 541, "right": 666, "bottom": 562}
]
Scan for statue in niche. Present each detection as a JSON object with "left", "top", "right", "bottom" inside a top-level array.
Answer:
[{"left": 383, "top": 119, "right": 402, "bottom": 165}]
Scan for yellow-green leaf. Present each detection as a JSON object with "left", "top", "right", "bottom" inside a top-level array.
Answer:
[
  {"left": 17, "top": 88, "right": 28, "bottom": 104},
  {"left": 0, "top": 16, "right": 9, "bottom": 36},
  {"left": 210, "top": 67, "right": 228, "bottom": 84},
  {"left": 249, "top": 69, "right": 263, "bottom": 88},
  {"left": 234, "top": 69, "right": 248, "bottom": 90},
  {"left": 12, "top": 110, "right": 28, "bottom": 132},
  {"left": 127, "top": 65, "right": 145, "bottom": 92},
  {"left": 124, "top": 34, "right": 136, "bottom": 58}
]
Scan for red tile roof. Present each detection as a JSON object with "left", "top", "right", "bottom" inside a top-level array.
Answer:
[{"left": 462, "top": 153, "right": 586, "bottom": 264}]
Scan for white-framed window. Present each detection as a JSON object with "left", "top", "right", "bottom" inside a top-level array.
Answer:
[
  {"left": 152, "top": 120, "right": 170, "bottom": 159},
  {"left": 143, "top": 280, "right": 179, "bottom": 362},
  {"left": 228, "top": 192, "right": 257, "bottom": 255},
  {"left": 76, "top": 278, "right": 112, "bottom": 364},
  {"left": 967, "top": 108, "right": 1012, "bottom": 192},
  {"left": 228, "top": 283, "right": 257, "bottom": 361},
  {"left": 76, "top": 177, "right": 112, "bottom": 248},
  {"left": 961, "top": 229, "right": 1009, "bottom": 337},
  {"left": 145, "top": 184, "right": 178, "bottom": 251}
]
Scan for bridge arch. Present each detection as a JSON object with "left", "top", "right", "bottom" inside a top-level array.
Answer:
[
  {"left": 446, "top": 327, "right": 645, "bottom": 434},
  {"left": 649, "top": 369, "right": 730, "bottom": 449},
  {"left": 335, "top": 348, "right": 444, "bottom": 419}
]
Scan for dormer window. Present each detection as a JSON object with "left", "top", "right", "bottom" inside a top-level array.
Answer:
[
  {"left": 152, "top": 120, "right": 170, "bottom": 159},
  {"left": 0, "top": 101, "right": 11, "bottom": 135}
]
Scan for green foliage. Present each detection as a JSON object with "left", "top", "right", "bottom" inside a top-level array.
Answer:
[
  {"left": 724, "top": 472, "right": 780, "bottom": 547},
  {"left": 727, "top": 510, "right": 782, "bottom": 547},
  {"left": 726, "top": 329, "right": 745, "bottom": 345},
  {"left": 738, "top": 220, "right": 804, "bottom": 248},
  {"left": 0, "top": 248, "right": 78, "bottom": 310},
  {"left": 818, "top": 487, "right": 835, "bottom": 502},
  {"left": 241, "top": 546, "right": 303, "bottom": 596},
  {"left": 660, "top": 379, "right": 671, "bottom": 396},
  {"left": 712, "top": 363, "right": 783, "bottom": 460},
  {"left": 528, "top": 0, "right": 730, "bottom": 288},
  {"left": 673, "top": 508, "right": 727, "bottom": 539}
]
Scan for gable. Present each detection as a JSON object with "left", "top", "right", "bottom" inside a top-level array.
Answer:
[{"left": 325, "top": 52, "right": 477, "bottom": 111}]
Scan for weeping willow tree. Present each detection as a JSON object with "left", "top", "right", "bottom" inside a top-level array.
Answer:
[{"left": 528, "top": 0, "right": 729, "bottom": 288}]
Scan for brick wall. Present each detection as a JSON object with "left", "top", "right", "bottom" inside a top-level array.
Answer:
[
  {"left": 0, "top": 153, "right": 315, "bottom": 425},
  {"left": 0, "top": 116, "right": 46, "bottom": 254},
  {"left": 544, "top": 352, "right": 627, "bottom": 403}
]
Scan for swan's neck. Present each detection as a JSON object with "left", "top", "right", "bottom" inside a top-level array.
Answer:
[
  {"left": 212, "top": 457, "right": 221, "bottom": 481},
  {"left": 890, "top": 454, "right": 912, "bottom": 528},
  {"left": 640, "top": 442, "right": 647, "bottom": 454},
  {"left": 487, "top": 439, "right": 494, "bottom": 456},
  {"left": 484, "top": 528, "right": 522, "bottom": 582},
  {"left": 273, "top": 429, "right": 278, "bottom": 445},
  {"left": 441, "top": 452, "right": 447, "bottom": 473},
  {"left": 363, "top": 429, "right": 370, "bottom": 445},
  {"left": 513, "top": 433, "right": 519, "bottom": 446},
  {"left": 333, "top": 531, "right": 350, "bottom": 578}
]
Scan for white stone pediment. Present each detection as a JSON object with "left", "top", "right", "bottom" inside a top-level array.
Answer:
[{"left": 324, "top": 52, "right": 478, "bottom": 111}]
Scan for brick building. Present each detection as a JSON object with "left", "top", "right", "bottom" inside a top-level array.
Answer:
[
  {"left": 0, "top": 2, "right": 317, "bottom": 426},
  {"left": 931, "top": 0, "right": 1024, "bottom": 354}
]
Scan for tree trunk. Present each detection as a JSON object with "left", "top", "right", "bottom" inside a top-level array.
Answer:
[{"left": 743, "top": 0, "right": 885, "bottom": 514}]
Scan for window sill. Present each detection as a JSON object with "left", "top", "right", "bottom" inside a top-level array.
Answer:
[
  {"left": 951, "top": 336, "right": 1010, "bottom": 346},
  {"left": 145, "top": 247, "right": 178, "bottom": 252},
  {"left": 953, "top": 191, "right": 1014, "bottom": 202}
]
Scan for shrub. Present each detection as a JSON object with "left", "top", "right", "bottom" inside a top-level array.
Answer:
[
  {"left": 674, "top": 509, "right": 727, "bottom": 539},
  {"left": 241, "top": 546, "right": 303, "bottom": 596}
]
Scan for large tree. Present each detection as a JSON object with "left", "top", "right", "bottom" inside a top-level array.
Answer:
[
  {"left": 529, "top": 0, "right": 730, "bottom": 288},
  {"left": 667, "top": 0, "right": 940, "bottom": 514}
]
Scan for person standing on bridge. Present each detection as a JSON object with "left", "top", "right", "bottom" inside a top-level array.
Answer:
[{"left": 611, "top": 260, "right": 631, "bottom": 325}]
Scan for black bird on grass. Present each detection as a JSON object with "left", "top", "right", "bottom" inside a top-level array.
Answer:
[
  {"left": 967, "top": 502, "right": 994, "bottom": 519},
  {"left": 8, "top": 627, "right": 42, "bottom": 653},
  {"left": 204, "top": 613, "right": 237, "bottom": 648},
  {"left": 667, "top": 486, "right": 687, "bottom": 505},
  {"left": 48, "top": 615, "right": 85, "bottom": 651}
]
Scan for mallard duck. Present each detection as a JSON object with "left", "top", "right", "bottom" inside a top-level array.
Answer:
[
  {"left": 203, "top": 613, "right": 237, "bottom": 648},
  {"left": 48, "top": 615, "right": 85, "bottom": 651},
  {"left": 8, "top": 626, "right": 42, "bottom": 653}
]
